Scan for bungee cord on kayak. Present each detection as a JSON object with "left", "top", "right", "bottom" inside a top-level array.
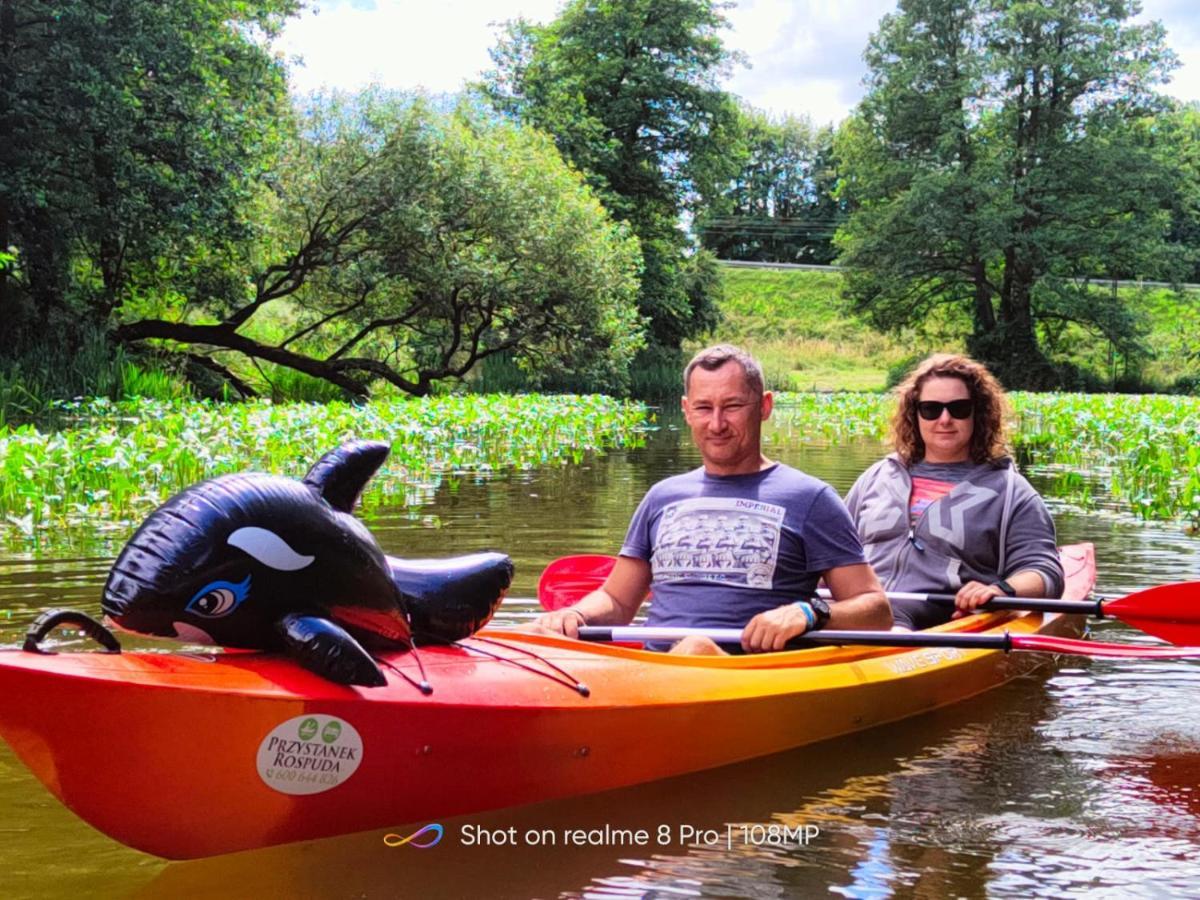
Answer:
[{"left": 454, "top": 636, "right": 591, "bottom": 697}]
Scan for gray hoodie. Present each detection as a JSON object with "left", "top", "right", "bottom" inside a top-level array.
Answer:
[{"left": 845, "top": 454, "right": 1064, "bottom": 597}]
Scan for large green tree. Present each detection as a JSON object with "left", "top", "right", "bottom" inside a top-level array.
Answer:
[
  {"left": 698, "top": 106, "right": 842, "bottom": 264},
  {"left": 117, "top": 98, "right": 646, "bottom": 396},
  {"left": 1145, "top": 102, "right": 1200, "bottom": 283},
  {"left": 478, "top": 0, "right": 741, "bottom": 349},
  {"left": 0, "top": 0, "right": 298, "bottom": 352},
  {"left": 836, "top": 0, "right": 1185, "bottom": 387}
]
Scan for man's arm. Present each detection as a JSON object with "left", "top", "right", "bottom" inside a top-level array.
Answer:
[
  {"left": 530, "top": 556, "right": 651, "bottom": 638},
  {"left": 741, "top": 562, "right": 891, "bottom": 652}
]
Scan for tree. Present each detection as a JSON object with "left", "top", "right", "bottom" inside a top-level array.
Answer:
[
  {"left": 836, "top": 0, "right": 1184, "bottom": 387},
  {"left": 698, "top": 106, "right": 842, "bottom": 264},
  {"left": 478, "top": 0, "right": 742, "bottom": 350},
  {"left": 1144, "top": 102, "right": 1200, "bottom": 283},
  {"left": 0, "top": 0, "right": 298, "bottom": 353},
  {"left": 116, "top": 97, "right": 646, "bottom": 396}
]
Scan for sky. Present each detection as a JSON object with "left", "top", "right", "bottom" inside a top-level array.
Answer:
[{"left": 278, "top": 0, "right": 1200, "bottom": 127}]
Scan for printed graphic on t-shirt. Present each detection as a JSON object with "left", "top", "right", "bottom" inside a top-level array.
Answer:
[
  {"left": 651, "top": 497, "right": 785, "bottom": 588},
  {"left": 910, "top": 476, "right": 955, "bottom": 524}
]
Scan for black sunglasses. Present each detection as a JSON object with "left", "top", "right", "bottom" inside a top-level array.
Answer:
[{"left": 916, "top": 399, "right": 973, "bottom": 421}]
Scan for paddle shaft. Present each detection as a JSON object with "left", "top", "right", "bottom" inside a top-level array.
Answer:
[
  {"left": 813, "top": 589, "right": 1106, "bottom": 617},
  {"left": 508, "top": 593, "right": 1106, "bottom": 616},
  {"left": 572, "top": 626, "right": 1200, "bottom": 658},
  {"left": 578, "top": 625, "right": 1012, "bottom": 652}
]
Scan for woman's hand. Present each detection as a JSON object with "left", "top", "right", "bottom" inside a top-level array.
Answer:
[{"left": 951, "top": 581, "right": 1006, "bottom": 617}]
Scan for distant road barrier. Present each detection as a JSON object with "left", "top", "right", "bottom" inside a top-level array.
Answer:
[{"left": 717, "top": 259, "right": 1200, "bottom": 291}]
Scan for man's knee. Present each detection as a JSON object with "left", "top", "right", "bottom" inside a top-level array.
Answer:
[{"left": 669, "top": 635, "right": 728, "bottom": 656}]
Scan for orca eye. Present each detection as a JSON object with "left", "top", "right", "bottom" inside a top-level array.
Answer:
[
  {"left": 193, "top": 588, "right": 235, "bottom": 616},
  {"left": 187, "top": 577, "right": 251, "bottom": 618}
]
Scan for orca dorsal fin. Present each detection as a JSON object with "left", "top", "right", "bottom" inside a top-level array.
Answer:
[{"left": 303, "top": 441, "right": 391, "bottom": 514}]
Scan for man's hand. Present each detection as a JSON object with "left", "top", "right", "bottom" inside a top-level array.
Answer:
[
  {"left": 529, "top": 607, "right": 588, "bottom": 638},
  {"left": 524, "top": 556, "right": 652, "bottom": 639},
  {"left": 741, "top": 603, "right": 812, "bottom": 653}
]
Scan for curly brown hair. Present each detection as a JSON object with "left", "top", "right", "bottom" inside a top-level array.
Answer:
[{"left": 890, "top": 354, "right": 1011, "bottom": 465}]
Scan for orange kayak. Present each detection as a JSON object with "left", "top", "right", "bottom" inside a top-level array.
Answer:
[{"left": 0, "top": 544, "right": 1094, "bottom": 859}]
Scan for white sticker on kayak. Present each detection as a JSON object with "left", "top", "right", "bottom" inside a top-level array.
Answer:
[{"left": 257, "top": 715, "right": 363, "bottom": 795}]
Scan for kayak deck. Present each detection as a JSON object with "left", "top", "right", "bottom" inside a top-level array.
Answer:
[{"left": 0, "top": 544, "right": 1094, "bottom": 859}]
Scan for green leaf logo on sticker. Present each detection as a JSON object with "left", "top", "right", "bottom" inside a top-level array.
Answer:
[{"left": 259, "top": 715, "right": 364, "bottom": 796}]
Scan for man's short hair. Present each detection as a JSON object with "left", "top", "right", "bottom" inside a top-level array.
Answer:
[{"left": 683, "top": 344, "right": 765, "bottom": 395}]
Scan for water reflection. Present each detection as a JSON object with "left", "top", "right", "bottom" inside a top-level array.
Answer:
[
  {"left": 136, "top": 682, "right": 1058, "bottom": 900},
  {"left": 1, "top": 408, "right": 1199, "bottom": 897}
]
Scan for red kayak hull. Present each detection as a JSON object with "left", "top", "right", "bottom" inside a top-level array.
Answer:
[{"left": 0, "top": 544, "right": 1095, "bottom": 858}]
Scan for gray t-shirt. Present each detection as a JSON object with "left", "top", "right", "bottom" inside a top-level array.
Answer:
[{"left": 620, "top": 463, "right": 867, "bottom": 630}]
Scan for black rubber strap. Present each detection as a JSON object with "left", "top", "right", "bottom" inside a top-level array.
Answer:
[
  {"left": 995, "top": 579, "right": 1017, "bottom": 597},
  {"left": 24, "top": 608, "right": 121, "bottom": 654}
]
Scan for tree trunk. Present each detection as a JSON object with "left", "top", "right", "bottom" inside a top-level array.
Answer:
[
  {"left": 974, "top": 245, "right": 1052, "bottom": 388},
  {"left": 0, "top": 0, "right": 16, "bottom": 316},
  {"left": 24, "top": 209, "right": 66, "bottom": 330},
  {"left": 971, "top": 258, "right": 995, "bottom": 333}
]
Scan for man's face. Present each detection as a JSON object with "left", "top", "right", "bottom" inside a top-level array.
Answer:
[{"left": 682, "top": 362, "right": 773, "bottom": 475}]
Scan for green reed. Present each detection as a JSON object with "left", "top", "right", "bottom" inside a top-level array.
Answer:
[
  {"left": 3, "top": 390, "right": 1197, "bottom": 555},
  {"left": 769, "top": 391, "right": 1200, "bottom": 530},
  {"left": 0, "top": 394, "right": 648, "bottom": 554},
  {"left": 1009, "top": 392, "right": 1200, "bottom": 530}
]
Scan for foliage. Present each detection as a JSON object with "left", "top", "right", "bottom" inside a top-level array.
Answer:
[
  {"left": 0, "top": 394, "right": 648, "bottom": 553},
  {"left": 0, "top": 0, "right": 298, "bottom": 351},
  {"left": 698, "top": 106, "right": 842, "bottom": 264},
  {"left": 1141, "top": 102, "right": 1200, "bottom": 283},
  {"left": 708, "top": 265, "right": 1197, "bottom": 393},
  {"left": 768, "top": 390, "right": 1200, "bottom": 528},
  {"left": 1012, "top": 392, "right": 1200, "bottom": 531},
  {"left": 117, "top": 95, "right": 646, "bottom": 397},
  {"left": 835, "top": 0, "right": 1186, "bottom": 389},
  {"left": 0, "top": 328, "right": 191, "bottom": 426},
  {"left": 478, "top": 0, "right": 741, "bottom": 349}
]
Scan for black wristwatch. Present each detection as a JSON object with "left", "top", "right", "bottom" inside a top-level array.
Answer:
[
  {"left": 808, "top": 597, "right": 831, "bottom": 630},
  {"left": 994, "top": 579, "right": 1017, "bottom": 596}
]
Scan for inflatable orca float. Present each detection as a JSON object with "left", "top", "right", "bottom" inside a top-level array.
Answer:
[{"left": 100, "top": 441, "right": 513, "bottom": 687}]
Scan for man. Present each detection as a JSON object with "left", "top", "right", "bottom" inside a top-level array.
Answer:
[{"left": 534, "top": 344, "right": 891, "bottom": 654}]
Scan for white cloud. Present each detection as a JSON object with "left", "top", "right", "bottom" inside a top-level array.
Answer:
[
  {"left": 277, "top": 0, "right": 1200, "bottom": 122},
  {"left": 1142, "top": 0, "right": 1200, "bottom": 107},
  {"left": 722, "top": 0, "right": 895, "bottom": 124},
  {"left": 278, "top": 0, "right": 564, "bottom": 96}
]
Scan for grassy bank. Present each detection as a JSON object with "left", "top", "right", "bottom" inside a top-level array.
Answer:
[
  {"left": 708, "top": 266, "right": 1200, "bottom": 393},
  {"left": 700, "top": 268, "right": 915, "bottom": 391}
]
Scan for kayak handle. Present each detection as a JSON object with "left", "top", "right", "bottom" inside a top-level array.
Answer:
[{"left": 24, "top": 608, "right": 122, "bottom": 654}]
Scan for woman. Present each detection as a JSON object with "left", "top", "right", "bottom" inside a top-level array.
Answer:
[{"left": 845, "top": 354, "right": 1063, "bottom": 630}]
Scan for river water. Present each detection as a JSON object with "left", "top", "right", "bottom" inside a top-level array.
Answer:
[{"left": 1, "top": 407, "right": 1199, "bottom": 898}]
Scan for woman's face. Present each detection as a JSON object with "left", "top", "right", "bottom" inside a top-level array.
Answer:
[{"left": 916, "top": 376, "right": 974, "bottom": 463}]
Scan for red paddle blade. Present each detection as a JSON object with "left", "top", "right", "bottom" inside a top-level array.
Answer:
[
  {"left": 1102, "top": 582, "right": 1200, "bottom": 646},
  {"left": 1012, "top": 633, "right": 1200, "bottom": 658},
  {"left": 537, "top": 554, "right": 616, "bottom": 610}
]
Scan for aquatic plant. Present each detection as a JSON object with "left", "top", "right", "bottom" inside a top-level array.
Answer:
[
  {"left": 0, "top": 394, "right": 648, "bottom": 554},
  {"left": 1009, "top": 392, "right": 1200, "bottom": 531},
  {"left": 768, "top": 391, "right": 1200, "bottom": 529}
]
